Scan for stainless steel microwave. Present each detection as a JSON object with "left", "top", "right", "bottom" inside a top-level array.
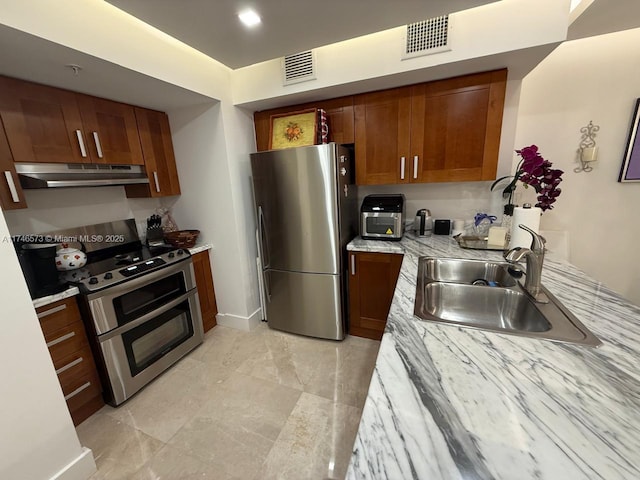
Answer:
[{"left": 360, "top": 194, "right": 405, "bottom": 241}]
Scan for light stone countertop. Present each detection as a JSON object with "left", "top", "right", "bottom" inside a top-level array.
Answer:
[
  {"left": 188, "top": 243, "right": 213, "bottom": 255},
  {"left": 346, "top": 232, "right": 640, "bottom": 479},
  {"left": 32, "top": 286, "right": 80, "bottom": 309}
]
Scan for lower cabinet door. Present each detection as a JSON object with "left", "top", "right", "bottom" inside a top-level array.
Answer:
[
  {"left": 348, "top": 252, "right": 403, "bottom": 340},
  {"left": 191, "top": 250, "right": 218, "bottom": 333}
]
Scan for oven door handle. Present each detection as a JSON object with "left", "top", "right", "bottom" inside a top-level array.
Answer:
[{"left": 98, "top": 289, "right": 198, "bottom": 342}]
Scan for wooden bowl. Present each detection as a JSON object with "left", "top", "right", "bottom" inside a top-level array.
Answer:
[{"left": 164, "top": 229, "right": 200, "bottom": 249}]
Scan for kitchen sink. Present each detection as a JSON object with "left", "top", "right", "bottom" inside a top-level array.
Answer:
[
  {"left": 414, "top": 257, "right": 601, "bottom": 347},
  {"left": 421, "top": 257, "right": 517, "bottom": 287}
]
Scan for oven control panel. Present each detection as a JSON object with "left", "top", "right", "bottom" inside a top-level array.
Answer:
[
  {"left": 80, "top": 249, "right": 189, "bottom": 292},
  {"left": 120, "top": 257, "right": 167, "bottom": 277}
]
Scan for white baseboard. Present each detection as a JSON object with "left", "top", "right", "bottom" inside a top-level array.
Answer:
[
  {"left": 50, "top": 447, "right": 96, "bottom": 480},
  {"left": 216, "top": 308, "right": 263, "bottom": 331}
]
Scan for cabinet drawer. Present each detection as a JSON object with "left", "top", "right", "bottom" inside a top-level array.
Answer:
[
  {"left": 55, "top": 344, "right": 96, "bottom": 393},
  {"left": 64, "top": 370, "right": 102, "bottom": 413},
  {"left": 36, "top": 297, "right": 82, "bottom": 339},
  {"left": 45, "top": 319, "right": 89, "bottom": 367}
]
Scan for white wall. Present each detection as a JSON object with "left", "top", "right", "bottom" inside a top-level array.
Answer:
[
  {"left": 514, "top": 27, "right": 640, "bottom": 304},
  {"left": 0, "top": 211, "right": 95, "bottom": 480},
  {"left": 168, "top": 102, "right": 259, "bottom": 325}
]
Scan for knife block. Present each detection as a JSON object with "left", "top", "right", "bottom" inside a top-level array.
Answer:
[{"left": 146, "top": 226, "right": 165, "bottom": 247}]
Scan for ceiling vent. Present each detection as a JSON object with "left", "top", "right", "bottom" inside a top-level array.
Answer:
[
  {"left": 402, "top": 15, "right": 452, "bottom": 60},
  {"left": 282, "top": 50, "right": 316, "bottom": 86}
]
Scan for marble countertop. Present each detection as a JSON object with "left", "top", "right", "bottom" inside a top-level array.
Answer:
[
  {"left": 188, "top": 243, "right": 213, "bottom": 255},
  {"left": 32, "top": 286, "right": 80, "bottom": 309},
  {"left": 346, "top": 233, "right": 640, "bottom": 479}
]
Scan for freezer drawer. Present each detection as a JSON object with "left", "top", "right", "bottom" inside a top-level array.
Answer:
[{"left": 265, "top": 269, "right": 344, "bottom": 340}]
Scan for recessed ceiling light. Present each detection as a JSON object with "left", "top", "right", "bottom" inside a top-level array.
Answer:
[{"left": 238, "top": 9, "right": 261, "bottom": 27}]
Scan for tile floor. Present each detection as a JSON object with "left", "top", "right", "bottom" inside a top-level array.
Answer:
[{"left": 76, "top": 323, "right": 380, "bottom": 480}]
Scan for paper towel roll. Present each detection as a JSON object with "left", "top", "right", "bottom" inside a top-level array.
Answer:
[{"left": 509, "top": 206, "right": 541, "bottom": 249}]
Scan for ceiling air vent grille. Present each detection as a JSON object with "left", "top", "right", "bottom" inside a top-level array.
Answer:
[
  {"left": 282, "top": 50, "right": 316, "bottom": 86},
  {"left": 403, "top": 15, "right": 452, "bottom": 60}
]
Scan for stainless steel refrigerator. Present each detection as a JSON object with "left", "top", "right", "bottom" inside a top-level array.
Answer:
[{"left": 250, "top": 143, "right": 358, "bottom": 340}]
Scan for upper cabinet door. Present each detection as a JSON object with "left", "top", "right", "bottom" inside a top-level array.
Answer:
[
  {"left": 76, "top": 94, "right": 144, "bottom": 165},
  {"left": 410, "top": 70, "right": 507, "bottom": 183},
  {"left": 125, "top": 108, "right": 181, "bottom": 198},
  {"left": 0, "top": 119, "right": 27, "bottom": 210},
  {"left": 354, "top": 87, "right": 411, "bottom": 185},
  {"left": 0, "top": 75, "right": 88, "bottom": 164}
]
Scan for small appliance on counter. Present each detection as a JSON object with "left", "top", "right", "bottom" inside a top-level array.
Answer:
[
  {"left": 360, "top": 194, "right": 405, "bottom": 241},
  {"left": 14, "top": 242, "right": 68, "bottom": 299},
  {"left": 434, "top": 219, "right": 452, "bottom": 235},
  {"left": 414, "top": 209, "right": 433, "bottom": 237}
]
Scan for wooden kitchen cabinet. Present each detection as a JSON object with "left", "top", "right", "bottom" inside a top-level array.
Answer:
[
  {"left": 0, "top": 75, "right": 146, "bottom": 166},
  {"left": 348, "top": 251, "right": 403, "bottom": 340},
  {"left": 353, "top": 69, "right": 507, "bottom": 185},
  {"left": 192, "top": 250, "right": 218, "bottom": 333},
  {"left": 253, "top": 95, "right": 355, "bottom": 151},
  {"left": 410, "top": 69, "right": 507, "bottom": 183},
  {"left": 36, "top": 297, "right": 104, "bottom": 426},
  {"left": 125, "top": 107, "right": 181, "bottom": 198},
  {"left": 0, "top": 75, "right": 88, "bottom": 164},
  {"left": 0, "top": 118, "right": 27, "bottom": 209},
  {"left": 353, "top": 87, "right": 412, "bottom": 185},
  {"left": 75, "top": 94, "right": 144, "bottom": 165}
]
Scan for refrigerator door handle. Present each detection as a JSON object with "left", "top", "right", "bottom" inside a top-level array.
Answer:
[
  {"left": 258, "top": 205, "right": 270, "bottom": 268},
  {"left": 264, "top": 270, "right": 272, "bottom": 302}
]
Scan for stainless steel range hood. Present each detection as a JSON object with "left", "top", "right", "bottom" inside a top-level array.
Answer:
[{"left": 15, "top": 163, "right": 149, "bottom": 189}]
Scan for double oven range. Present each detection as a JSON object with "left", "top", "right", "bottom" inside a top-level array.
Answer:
[{"left": 54, "top": 220, "right": 204, "bottom": 406}]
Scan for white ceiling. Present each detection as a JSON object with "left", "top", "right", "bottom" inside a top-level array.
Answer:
[{"left": 105, "top": 0, "right": 499, "bottom": 69}]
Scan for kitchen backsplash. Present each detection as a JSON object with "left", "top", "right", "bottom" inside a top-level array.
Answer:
[
  {"left": 358, "top": 181, "right": 507, "bottom": 228},
  {"left": 2, "top": 186, "right": 177, "bottom": 239},
  {"left": 5, "top": 181, "right": 508, "bottom": 240}
]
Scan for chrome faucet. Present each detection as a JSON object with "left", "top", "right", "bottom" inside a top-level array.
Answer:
[{"left": 504, "top": 224, "right": 549, "bottom": 303}]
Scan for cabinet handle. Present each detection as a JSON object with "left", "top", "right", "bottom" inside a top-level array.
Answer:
[
  {"left": 400, "top": 157, "right": 405, "bottom": 180},
  {"left": 153, "top": 171, "right": 161, "bottom": 192},
  {"left": 413, "top": 156, "right": 419, "bottom": 179},
  {"left": 92, "top": 132, "right": 104, "bottom": 158},
  {"left": 4, "top": 171, "right": 20, "bottom": 203},
  {"left": 37, "top": 303, "right": 67, "bottom": 319},
  {"left": 351, "top": 254, "right": 356, "bottom": 276},
  {"left": 46, "top": 331, "right": 75, "bottom": 348},
  {"left": 64, "top": 381, "right": 91, "bottom": 401},
  {"left": 56, "top": 356, "right": 83, "bottom": 375},
  {"left": 75, "top": 130, "right": 87, "bottom": 157}
]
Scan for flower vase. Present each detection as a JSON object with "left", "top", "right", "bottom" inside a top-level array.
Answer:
[{"left": 502, "top": 204, "right": 514, "bottom": 245}]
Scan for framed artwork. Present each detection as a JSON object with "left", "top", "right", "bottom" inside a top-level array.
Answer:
[
  {"left": 269, "top": 108, "right": 317, "bottom": 150},
  {"left": 619, "top": 98, "right": 640, "bottom": 182}
]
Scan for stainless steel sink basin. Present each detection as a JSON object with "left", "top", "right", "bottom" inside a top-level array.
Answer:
[
  {"left": 422, "top": 257, "right": 517, "bottom": 287},
  {"left": 414, "top": 257, "right": 601, "bottom": 347}
]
